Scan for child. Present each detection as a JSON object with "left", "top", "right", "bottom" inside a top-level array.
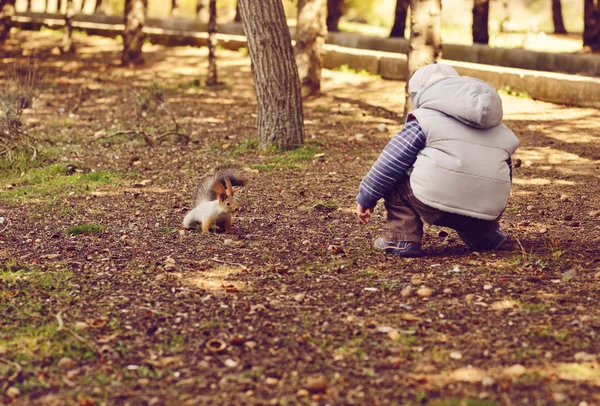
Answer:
[{"left": 356, "top": 63, "right": 519, "bottom": 257}]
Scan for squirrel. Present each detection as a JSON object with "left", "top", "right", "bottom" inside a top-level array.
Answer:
[{"left": 182, "top": 164, "right": 247, "bottom": 233}]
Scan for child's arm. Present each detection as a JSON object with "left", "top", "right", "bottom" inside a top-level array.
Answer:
[{"left": 356, "top": 118, "right": 426, "bottom": 213}]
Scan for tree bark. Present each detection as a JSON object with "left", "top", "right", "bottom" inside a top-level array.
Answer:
[
  {"left": 295, "top": 0, "right": 327, "bottom": 98},
  {"left": 552, "top": 0, "right": 567, "bottom": 34},
  {"left": 404, "top": 0, "right": 442, "bottom": 117},
  {"left": 472, "top": 0, "right": 489, "bottom": 44},
  {"left": 389, "top": 0, "right": 409, "bottom": 38},
  {"left": 326, "top": 0, "right": 344, "bottom": 32},
  {"left": 61, "top": 0, "right": 76, "bottom": 53},
  {"left": 583, "top": 0, "right": 600, "bottom": 50},
  {"left": 0, "top": 0, "right": 16, "bottom": 43},
  {"left": 205, "top": 0, "right": 218, "bottom": 85},
  {"left": 237, "top": 0, "right": 305, "bottom": 150},
  {"left": 122, "top": 0, "right": 147, "bottom": 66},
  {"left": 171, "top": 0, "right": 180, "bottom": 16}
]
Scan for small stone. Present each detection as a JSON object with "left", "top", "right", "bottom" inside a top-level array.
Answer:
[
  {"left": 526, "top": 205, "right": 534, "bottom": 211},
  {"left": 559, "top": 194, "right": 570, "bottom": 202},
  {"left": 224, "top": 359, "right": 238, "bottom": 368},
  {"left": 6, "top": 387, "right": 20, "bottom": 398},
  {"left": 503, "top": 364, "right": 527, "bottom": 377},
  {"left": 523, "top": 160, "right": 533, "bottom": 168},
  {"left": 443, "top": 288, "right": 453, "bottom": 295},
  {"left": 57, "top": 357, "right": 76, "bottom": 370},
  {"left": 539, "top": 227, "right": 548, "bottom": 234},
  {"left": 305, "top": 375, "right": 327, "bottom": 393},
  {"left": 465, "top": 294, "right": 475, "bottom": 301},
  {"left": 562, "top": 269, "right": 577, "bottom": 281},
  {"left": 416, "top": 287, "right": 432, "bottom": 297},
  {"left": 482, "top": 376, "right": 495, "bottom": 387},
  {"left": 483, "top": 284, "right": 493, "bottom": 290},
  {"left": 589, "top": 210, "right": 600, "bottom": 218},
  {"left": 244, "top": 341, "right": 257, "bottom": 350},
  {"left": 302, "top": 239, "right": 310, "bottom": 245},
  {"left": 223, "top": 239, "right": 234, "bottom": 246},
  {"left": 552, "top": 393, "right": 567, "bottom": 403},
  {"left": 400, "top": 286, "right": 413, "bottom": 298},
  {"left": 265, "top": 377, "right": 278, "bottom": 386},
  {"left": 296, "top": 389, "right": 310, "bottom": 398},
  {"left": 449, "top": 351, "right": 462, "bottom": 360},
  {"left": 377, "top": 123, "right": 388, "bottom": 132},
  {"left": 410, "top": 276, "right": 423, "bottom": 286},
  {"left": 354, "top": 133, "right": 365, "bottom": 141}
]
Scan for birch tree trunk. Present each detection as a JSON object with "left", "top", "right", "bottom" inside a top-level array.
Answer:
[
  {"left": 0, "top": 0, "right": 15, "bottom": 43},
  {"left": 61, "top": 0, "right": 76, "bottom": 53},
  {"left": 389, "top": 0, "right": 409, "bottom": 38},
  {"left": 205, "top": 0, "right": 219, "bottom": 85},
  {"left": 552, "top": 0, "right": 567, "bottom": 34},
  {"left": 472, "top": 0, "right": 489, "bottom": 44},
  {"left": 237, "top": 0, "right": 305, "bottom": 150},
  {"left": 122, "top": 0, "right": 147, "bottom": 66},
  {"left": 404, "top": 0, "right": 442, "bottom": 117},
  {"left": 295, "top": 0, "right": 327, "bottom": 98}
]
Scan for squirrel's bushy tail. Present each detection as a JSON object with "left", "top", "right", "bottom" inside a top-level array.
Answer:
[{"left": 194, "top": 164, "right": 246, "bottom": 204}]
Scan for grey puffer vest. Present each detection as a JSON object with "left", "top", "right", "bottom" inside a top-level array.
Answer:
[{"left": 409, "top": 76, "right": 520, "bottom": 220}]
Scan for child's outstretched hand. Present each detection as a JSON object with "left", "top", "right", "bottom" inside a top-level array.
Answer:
[{"left": 356, "top": 204, "right": 373, "bottom": 224}]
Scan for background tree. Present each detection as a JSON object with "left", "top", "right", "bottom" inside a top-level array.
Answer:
[
  {"left": 404, "top": 0, "right": 442, "bottom": 117},
  {"left": 326, "top": 0, "right": 344, "bottom": 32},
  {"left": 171, "top": 0, "right": 180, "bottom": 16},
  {"left": 196, "top": 0, "right": 204, "bottom": 19},
  {"left": 234, "top": 2, "right": 241, "bottom": 22},
  {"left": 583, "top": 0, "right": 600, "bottom": 50},
  {"left": 295, "top": 0, "right": 327, "bottom": 97},
  {"left": 237, "top": 0, "right": 305, "bottom": 150},
  {"left": 206, "top": 0, "right": 219, "bottom": 85},
  {"left": 472, "top": 0, "right": 489, "bottom": 44},
  {"left": 122, "top": 0, "right": 147, "bottom": 66},
  {"left": 0, "top": 0, "right": 15, "bottom": 43},
  {"left": 389, "top": 0, "right": 409, "bottom": 38},
  {"left": 94, "top": 0, "right": 103, "bottom": 13},
  {"left": 552, "top": 0, "right": 567, "bottom": 34},
  {"left": 61, "top": 0, "right": 76, "bottom": 53}
]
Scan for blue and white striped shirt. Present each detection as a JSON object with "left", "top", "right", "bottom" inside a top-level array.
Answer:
[{"left": 356, "top": 118, "right": 426, "bottom": 209}]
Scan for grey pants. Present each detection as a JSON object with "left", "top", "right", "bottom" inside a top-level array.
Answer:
[{"left": 383, "top": 177, "right": 500, "bottom": 246}]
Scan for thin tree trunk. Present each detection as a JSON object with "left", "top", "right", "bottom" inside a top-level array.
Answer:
[
  {"left": 94, "top": 0, "right": 102, "bottom": 13},
  {"left": 295, "top": 0, "right": 327, "bottom": 98},
  {"left": 326, "top": 0, "right": 343, "bottom": 32},
  {"left": 57, "top": 0, "right": 64, "bottom": 13},
  {"left": 237, "top": 0, "right": 305, "bottom": 150},
  {"left": 171, "top": 0, "right": 180, "bottom": 16},
  {"left": 27, "top": 0, "right": 32, "bottom": 11},
  {"left": 472, "top": 0, "right": 489, "bottom": 44},
  {"left": 206, "top": 0, "right": 218, "bottom": 85},
  {"left": 404, "top": 0, "right": 442, "bottom": 117},
  {"left": 552, "top": 0, "right": 567, "bottom": 34},
  {"left": 0, "top": 0, "right": 16, "bottom": 43},
  {"left": 234, "top": 1, "right": 241, "bottom": 22},
  {"left": 122, "top": 0, "right": 147, "bottom": 66},
  {"left": 389, "top": 0, "right": 409, "bottom": 38},
  {"left": 583, "top": 0, "right": 600, "bottom": 50},
  {"left": 61, "top": 0, "right": 76, "bottom": 53}
]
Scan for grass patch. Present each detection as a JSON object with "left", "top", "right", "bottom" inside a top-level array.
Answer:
[
  {"left": 498, "top": 85, "right": 530, "bottom": 99},
  {"left": 65, "top": 223, "right": 105, "bottom": 236},
  {"left": 1, "top": 164, "right": 119, "bottom": 203},
  {"left": 335, "top": 64, "right": 381, "bottom": 79}
]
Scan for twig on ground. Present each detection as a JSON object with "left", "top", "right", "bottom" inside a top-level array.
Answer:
[
  {"left": 55, "top": 310, "right": 64, "bottom": 331},
  {"left": 0, "top": 357, "right": 22, "bottom": 390},
  {"left": 210, "top": 257, "right": 248, "bottom": 270}
]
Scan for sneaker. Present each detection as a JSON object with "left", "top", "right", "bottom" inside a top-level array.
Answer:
[
  {"left": 472, "top": 229, "right": 506, "bottom": 251},
  {"left": 373, "top": 238, "right": 422, "bottom": 257}
]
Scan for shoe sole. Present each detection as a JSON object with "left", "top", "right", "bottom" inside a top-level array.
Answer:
[{"left": 384, "top": 246, "right": 422, "bottom": 257}]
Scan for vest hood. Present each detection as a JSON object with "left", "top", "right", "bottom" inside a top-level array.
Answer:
[{"left": 410, "top": 65, "right": 503, "bottom": 129}]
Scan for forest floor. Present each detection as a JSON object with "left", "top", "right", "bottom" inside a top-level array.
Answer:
[{"left": 1, "top": 30, "right": 599, "bottom": 406}]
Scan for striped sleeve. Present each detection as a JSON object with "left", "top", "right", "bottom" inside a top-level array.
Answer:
[{"left": 356, "top": 119, "right": 426, "bottom": 209}]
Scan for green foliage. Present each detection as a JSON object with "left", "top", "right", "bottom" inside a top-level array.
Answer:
[
  {"left": 65, "top": 223, "right": 105, "bottom": 236},
  {"left": 498, "top": 86, "right": 530, "bottom": 99},
  {"left": 336, "top": 64, "right": 381, "bottom": 78}
]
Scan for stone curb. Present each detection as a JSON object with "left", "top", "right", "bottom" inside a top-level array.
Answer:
[{"left": 12, "top": 13, "right": 600, "bottom": 109}]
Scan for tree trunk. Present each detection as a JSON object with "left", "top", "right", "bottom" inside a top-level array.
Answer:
[
  {"left": 326, "top": 0, "right": 343, "bottom": 32},
  {"left": 61, "top": 0, "right": 76, "bottom": 53},
  {"left": 552, "top": 0, "right": 567, "bottom": 34},
  {"left": 57, "top": 0, "right": 64, "bottom": 13},
  {"left": 583, "top": 0, "right": 600, "bottom": 50},
  {"left": 122, "top": 0, "right": 147, "bottom": 66},
  {"left": 234, "top": 1, "right": 241, "bottom": 22},
  {"left": 0, "top": 0, "right": 16, "bottom": 43},
  {"left": 237, "top": 0, "right": 305, "bottom": 150},
  {"left": 171, "top": 0, "right": 180, "bottom": 16},
  {"left": 205, "top": 0, "right": 218, "bottom": 85},
  {"left": 389, "top": 0, "right": 409, "bottom": 38},
  {"left": 94, "top": 0, "right": 103, "bottom": 13},
  {"left": 295, "top": 0, "right": 327, "bottom": 98},
  {"left": 472, "top": 0, "right": 489, "bottom": 44},
  {"left": 27, "top": 0, "right": 32, "bottom": 11},
  {"left": 404, "top": 0, "right": 442, "bottom": 117}
]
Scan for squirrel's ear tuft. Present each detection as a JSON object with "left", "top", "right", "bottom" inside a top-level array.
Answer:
[{"left": 219, "top": 192, "right": 227, "bottom": 202}]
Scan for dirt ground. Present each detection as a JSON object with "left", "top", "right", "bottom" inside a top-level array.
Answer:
[{"left": 1, "top": 30, "right": 599, "bottom": 406}]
